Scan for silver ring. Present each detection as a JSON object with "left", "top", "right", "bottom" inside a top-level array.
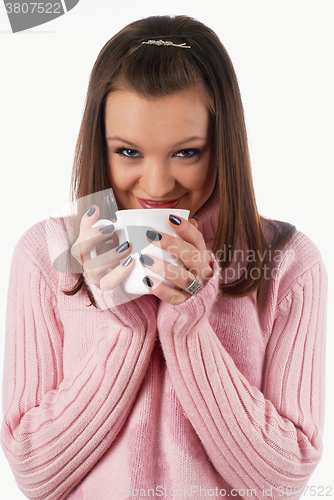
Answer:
[{"left": 184, "top": 277, "right": 204, "bottom": 296}]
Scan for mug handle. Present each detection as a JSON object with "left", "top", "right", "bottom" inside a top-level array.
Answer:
[{"left": 90, "top": 219, "right": 123, "bottom": 259}]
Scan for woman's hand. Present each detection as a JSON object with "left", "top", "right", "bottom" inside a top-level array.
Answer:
[
  {"left": 71, "top": 205, "right": 135, "bottom": 291},
  {"left": 140, "top": 215, "right": 213, "bottom": 305}
]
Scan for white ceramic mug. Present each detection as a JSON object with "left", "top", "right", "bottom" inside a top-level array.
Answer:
[{"left": 91, "top": 208, "right": 190, "bottom": 295}]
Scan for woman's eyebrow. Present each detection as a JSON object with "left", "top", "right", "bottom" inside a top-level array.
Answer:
[
  {"left": 106, "top": 135, "right": 208, "bottom": 148},
  {"left": 172, "top": 136, "right": 208, "bottom": 147},
  {"left": 106, "top": 136, "right": 139, "bottom": 148}
]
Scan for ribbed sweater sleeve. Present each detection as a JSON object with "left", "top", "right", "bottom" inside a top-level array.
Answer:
[
  {"left": 1, "top": 236, "right": 158, "bottom": 500},
  {"left": 157, "top": 248, "right": 327, "bottom": 499}
]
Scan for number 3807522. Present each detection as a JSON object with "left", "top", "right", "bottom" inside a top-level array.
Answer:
[{"left": 5, "top": 3, "right": 61, "bottom": 14}]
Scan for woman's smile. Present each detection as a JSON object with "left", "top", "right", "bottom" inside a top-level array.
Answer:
[
  {"left": 104, "top": 85, "right": 217, "bottom": 217},
  {"left": 136, "top": 196, "right": 184, "bottom": 209}
]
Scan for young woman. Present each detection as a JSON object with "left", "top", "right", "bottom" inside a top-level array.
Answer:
[{"left": 2, "top": 15, "right": 327, "bottom": 500}]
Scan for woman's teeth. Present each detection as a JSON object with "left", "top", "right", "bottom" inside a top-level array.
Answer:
[{"left": 146, "top": 201, "right": 169, "bottom": 205}]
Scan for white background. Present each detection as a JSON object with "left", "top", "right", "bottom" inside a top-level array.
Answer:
[{"left": 0, "top": 0, "right": 333, "bottom": 498}]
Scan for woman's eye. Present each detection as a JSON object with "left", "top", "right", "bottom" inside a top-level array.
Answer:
[
  {"left": 174, "top": 148, "right": 201, "bottom": 158},
  {"left": 114, "top": 148, "right": 141, "bottom": 159}
]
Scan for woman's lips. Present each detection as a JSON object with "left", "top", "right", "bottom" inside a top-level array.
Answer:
[{"left": 137, "top": 197, "right": 183, "bottom": 209}]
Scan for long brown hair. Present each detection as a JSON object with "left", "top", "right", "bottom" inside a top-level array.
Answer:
[{"left": 65, "top": 15, "right": 295, "bottom": 304}]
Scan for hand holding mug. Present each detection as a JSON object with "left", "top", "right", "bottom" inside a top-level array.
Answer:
[
  {"left": 71, "top": 205, "right": 192, "bottom": 296},
  {"left": 70, "top": 204, "right": 135, "bottom": 292},
  {"left": 140, "top": 214, "right": 213, "bottom": 305}
]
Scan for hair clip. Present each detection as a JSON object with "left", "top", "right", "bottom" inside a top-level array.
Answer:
[{"left": 141, "top": 39, "right": 191, "bottom": 49}]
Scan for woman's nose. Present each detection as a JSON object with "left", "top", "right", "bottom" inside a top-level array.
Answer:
[{"left": 140, "top": 160, "right": 176, "bottom": 198}]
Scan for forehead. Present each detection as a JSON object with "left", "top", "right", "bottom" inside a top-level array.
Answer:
[{"left": 104, "top": 86, "right": 211, "bottom": 141}]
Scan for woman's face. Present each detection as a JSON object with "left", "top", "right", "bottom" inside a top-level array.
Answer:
[{"left": 104, "top": 85, "right": 216, "bottom": 217}]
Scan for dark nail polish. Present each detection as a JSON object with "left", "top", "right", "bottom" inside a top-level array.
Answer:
[
  {"left": 190, "top": 216, "right": 199, "bottom": 222},
  {"left": 122, "top": 255, "right": 132, "bottom": 267},
  {"left": 87, "top": 205, "right": 95, "bottom": 217},
  {"left": 99, "top": 224, "right": 114, "bottom": 234},
  {"left": 139, "top": 254, "right": 154, "bottom": 266},
  {"left": 169, "top": 214, "right": 181, "bottom": 225},
  {"left": 116, "top": 241, "right": 130, "bottom": 253},
  {"left": 143, "top": 276, "right": 154, "bottom": 287},
  {"left": 146, "top": 230, "right": 162, "bottom": 241}
]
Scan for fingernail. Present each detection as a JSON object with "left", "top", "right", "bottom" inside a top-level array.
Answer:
[
  {"left": 190, "top": 216, "right": 199, "bottom": 222},
  {"left": 116, "top": 241, "right": 130, "bottom": 253},
  {"left": 169, "top": 214, "right": 181, "bottom": 225},
  {"left": 146, "top": 230, "right": 162, "bottom": 241},
  {"left": 122, "top": 255, "right": 132, "bottom": 267},
  {"left": 99, "top": 224, "right": 114, "bottom": 234},
  {"left": 139, "top": 254, "right": 154, "bottom": 266},
  {"left": 143, "top": 276, "right": 154, "bottom": 287},
  {"left": 87, "top": 205, "right": 95, "bottom": 217}
]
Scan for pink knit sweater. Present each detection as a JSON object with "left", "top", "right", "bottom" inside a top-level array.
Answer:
[{"left": 2, "top": 195, "right": 327, "bottom": 500}]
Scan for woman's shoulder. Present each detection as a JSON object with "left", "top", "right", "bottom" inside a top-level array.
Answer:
[
  {"left": 261, "top": 218, "right": 326, "bottom": 299},
  {"left": 12, "top": 216, "right": 80, "bottom": 282},
  {"left": 262, "top": 218, "right": 323, "bottom": 264}
]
